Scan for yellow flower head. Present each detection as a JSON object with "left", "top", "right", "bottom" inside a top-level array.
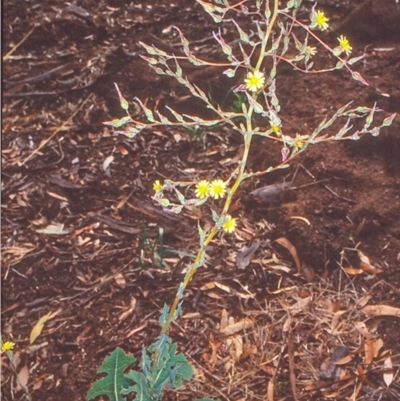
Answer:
[
  {"left": 337, "top": 35, "right": 352, "bottom": 55},
  {"left": 195, "top": 180, "right": 210, "bottom": 199},
  {"left": 271, "top": 124, "right": 281, "bottom": 135},
  {"left": 223, "top": 215, "right": 236, "bottom": 233},
  {"left": 209, "top": 179, "right": 226, "bottom": 199},
  {"left": 153, "top": 180, "right": 163, "bottom": 192},
  {"left": 305, "top": 46, "right": 317, "bottom": 57},
  {"left": 244, "top": 70, "right": 265, "bottom": 93},
  {"left": 1, "top": 341, "right": 15, "bottom": 353},
  {"left": 312, "top": 10, "right": 329, "bottom": 31}
]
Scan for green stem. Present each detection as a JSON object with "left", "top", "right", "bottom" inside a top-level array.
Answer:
[
  {"left": 255, "top": 0, "right": 279, "bottom": 72},
  {"left": 159, "top": 0, "right": 281, "bottom": 342}
]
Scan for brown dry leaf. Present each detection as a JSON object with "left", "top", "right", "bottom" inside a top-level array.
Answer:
[
  {"left": 117, "top": 144, "right": 129, "bottom": 156},
  {"left": 334, "top": 355, "right": 353, "bottom": 365},
  {"left": 114, "top": 273, "right": 126, "bottom": 288},
  {"left": 236, "top": 241, "right": 260, "bottom": 270},
  {"left": 268, "top": 379, "right": 275, "bottom": 401},
  {"left": 275, "top": 237, "right": 302, "bottom": 273},
  {"left": 126, "top": 322, "right": 147, "bottom": 339},
  {"left": 288, "top": 215, "right": 310, "bottom": 225},
  {"left": 355, "top": 321, "right": 371, "bottom": 338},
  {"left": 213, "top": 282, "right": 232, "bottom": 293},
  {"left": 35, "top": 223, "right": 70, "bottom": 235},
  {"left": 356, "top": 294, "right": 371, "bottom": 309},
  {"left": 232, "top": 335, "right": 243, "bottom": 361},
  {"left": 362, "top": 304, "right": 400, "bottom": 317},
  {"left": 220, "top": 318, "right": 253, "bottom": 336},
  {"left": 331, "top": 310, "right": 346, "bottom": 332},
  {"left": 373, "top": 338, "right": 384, "bottom": 358},
  {"left": 383, "top": 356, "right": 393, "bottom": 387},
  {"left": 358, "top": 250, "right": 383, "bottom": 274},
  {"left": 220, "top": 309, "right": 229, "bottom": 332},
  {"left": 29, "top": 310, "right": 60, "bottom": 344},
  {"left": 118, "top": 297, "right": 136, "bottom": 322},
  {"left": 289, "top": 296, "right": 312, "bottom": 316},
  {"left": 365, "top": 339, "right": 375, "bottom": 365},
  {"left": 206, "top": 292, "right": 223, "bottom": 300},
  {"left": 102, "top": 154, "right": 114, "bottom": 171},
  {"left": 209, "top": 338, "right": 221, "bottom": 366},
  {"left": 342, "top": 267, "right": 364, "bottom": 275},
  {"left": 16, "top": 365, "right": 29, "bottom": 391}
]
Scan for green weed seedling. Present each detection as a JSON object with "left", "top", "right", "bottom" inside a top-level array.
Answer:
[{"left": 89, "top": 1, "right": 395, "bottom": 400}]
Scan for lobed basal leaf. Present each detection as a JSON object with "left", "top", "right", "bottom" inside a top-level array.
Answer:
[{"left": 87, "top": 347, "right": 136, "bottom": 401}]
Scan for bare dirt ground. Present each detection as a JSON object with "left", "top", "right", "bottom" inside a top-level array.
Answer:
[{"left": 2, "top": 1, "right": 400, "bottom": 400}]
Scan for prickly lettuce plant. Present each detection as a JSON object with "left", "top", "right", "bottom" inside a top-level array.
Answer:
[{"left": 88, "top": 1, "right": 395, "bottom": 400}]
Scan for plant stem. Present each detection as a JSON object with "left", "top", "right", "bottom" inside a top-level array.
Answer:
[{"left": 159, "top": 0, "right": 280, "bottom": 338}]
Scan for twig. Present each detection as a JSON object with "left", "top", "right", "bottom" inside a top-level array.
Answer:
[
  {"left": 3, "top": 24, "right": 39, "bottom": 61},
  {"left": 4, "top": 65, "right": 66, "bottom": 90},
  {"left": 299, "top": 164, "right": 357, "bottom": 203},
  {"left": 288, "top": 330, "right": 299, "bottom": 401},
  {"left": 21, "top": 92, "right": 93, "bottom": 165}
]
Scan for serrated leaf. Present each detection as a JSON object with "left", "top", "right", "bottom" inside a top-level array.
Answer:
[
  {"left": 87, "top": 347, "right": 136, "bottom": 401},
  {"left": 121, "top": 370, "right": 153, "bottom": 401},
  {"left": 211, "top": 209, "right": 220, "bottom": 224},
  {"left": 198, "top": 223, "right": 206, "bottom": 245}
]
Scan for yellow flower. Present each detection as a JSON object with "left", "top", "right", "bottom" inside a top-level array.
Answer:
[
  {"left": 195, "top": 180, "right": 210, "bottom": 199},
  {"left": 153, "top": 180, "right": 163, "bottom": 192},
  {"left": 209, "top": 179, "right": 226, "bottom": 199},
  {"left": 292, "top": 133, "right": 309, "bottom": 151},
  {"left": 1, "top": 341, "right": 15, "bottom": 353},
  {"left": 305, "top": 46, "right": 317, "bottom": 57},
  {"left": 244, "top": 70, "right": 265, "bottom": 93},
  {"left": 337, "top": 35, "right": 352, "bottom": 55},
  {"left": 223, "top": 215, "right": 236, "bottom": 233},
  {"left": 271, "top": 124, "right": 281, "bottom": 135},
  {"left": 312, "top": 10, "right": 329, "bottom": 31}
]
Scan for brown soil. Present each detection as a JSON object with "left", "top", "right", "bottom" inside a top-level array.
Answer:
[{"left": 2, "top": 1, "right": 400, "bottom": 401}]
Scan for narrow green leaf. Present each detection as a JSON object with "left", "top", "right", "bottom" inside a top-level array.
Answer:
[{"left": 382, "top": 113, "right": 396, "bottom": 127}]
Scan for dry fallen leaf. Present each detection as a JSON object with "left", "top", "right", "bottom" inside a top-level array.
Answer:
[
  {"left": 268, "top": 379, "right": 275, "bottom": 401},
  {"left": 275, "top": 237, "right": 302, "bottom": 273},
  {"left": 362, "top": 304, "right": 400, "bottom": 317},
  {"left": 364, "top": 339, "right": 374, "bottom": 365},
  {"left": 358, "top": 250, "right": 383, "bottom": 275},
  {"left": 30, "top": 310, "right": 60, "bottom": 344},
  {"left": 342, "top": 267, "right": 364, "bottom": 275},
  {"left": 16, "top": 365, "right": 29, "bottom": 391},
  {"left": 220, "top": 318, "right": 253, "bottom": 336},
  {"left": 236, "top": 241, "right": 260, "bottom": 270},
  {"left": 383, "top": 356, "right": 393, "bottom": 387},
  {"left": 114, "top": 273, "right": 126, "bottom": 288},
  {"left": 35, "top": 223, "right": 70, "bottom": 235},
  {"left": 102, "top": 154, "right": 114, "bottom": 171}
]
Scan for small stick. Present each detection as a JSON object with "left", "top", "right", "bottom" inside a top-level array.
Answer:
[
  {"left": 21, "top": 92, "right": 93, "bottom": 165},
  {"left": 298, "top": 164, "right": 357, "bottom": 203},
  {"left": 288, "top": 330, "right": 299, "bottom": 401},
  {"left": 3, "top": 24, "right": 39, "bottom": 61}
]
